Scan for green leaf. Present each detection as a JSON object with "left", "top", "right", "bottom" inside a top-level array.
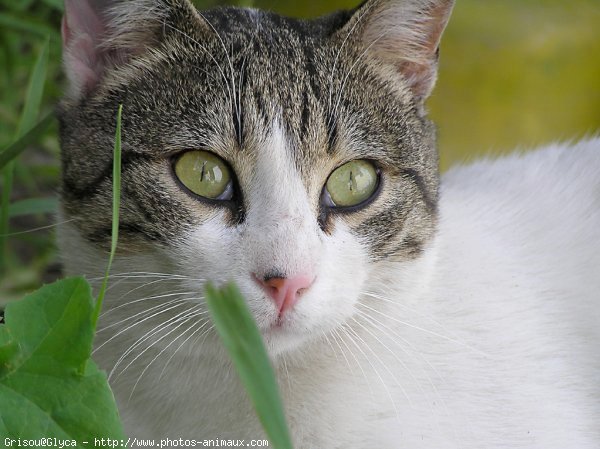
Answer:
[
  {"left": 8, "top": 197, "right": 58, "bottom": 217},
  {"left": 0, "top": 277, "right": 125, "bottom": 445},
  {"left": 205, "top": 283, "right": 293, "bottom": 449}
]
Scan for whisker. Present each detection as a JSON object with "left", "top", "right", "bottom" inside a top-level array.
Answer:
[
  {"left": 356, "top": 309, "right": 456, "bottom": 442},
  {"left": 341, "top": 325, "right": 400, "bottom": 419},
  {"left": 361, "top": 290, "right": 454, "bottom": 336},
  {"left": 351, "top": 316, "right": 414, "bottom": 407},
  {"left": 237, "top": 54, "right": 247, "bottom": 147},
  {"left": 333, "top": 328, "right": 374, "bottom": 397},
  {"left": 128, "top": 314, "right": 207, "bottom": 400},
  {"left": 358, "top": 302, "right": 487, "bottom": 357},
  {"left": 87, "top": 272, "right": 194, "bottom": 281},
  {"left": 328, "top": 330, "right": 355, "bottom": 378},
  {"left": 110, "top": 305, "right": 208, "bottom": 380},
  {"left": 188, "top": 316, "right": 215, "bottom": 351},
  {"left": 100, "top": 290, "right": 195, "bottom": 318},
  {"left": 163, "top": 22, "right": 233, "bottom": 109},
  {"left": 321, "top": 331, "right": 341, "bottom": 364},
  {"left": 327, "top": 0, "right": 377, "bottom": 121},
  {"left": 157, "top": 319, "right": 212, "bottom": 382},
  {"left": 329, "top": 32, "right": 386, "bottom": 136},
  {"left": 106, "top": 276, "right": 187, "bottom": 298},
  {"left": 186, "top": 12, "right": 237, "bottom": 124},
  {"left": 281, "top": 355, "right": 292, "bottom": 393},
  {"left": 117, "top": 310, "right": 204, "bottom": 385},
  {"left": 356, "top": 307, "right": 449, "bottom": 387},
  {"left": 94, "top": 298, "right": 198, "bottom": 352},
  {"left": 98, "top": 294, "right": 196, "bottom": 331},
  {"left": 0, "top": 217, "right": 79, "bottom": 237}
]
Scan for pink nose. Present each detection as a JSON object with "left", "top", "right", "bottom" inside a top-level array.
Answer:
[{"left": 258, "top": 274, "right": 314, "bottom": 316}]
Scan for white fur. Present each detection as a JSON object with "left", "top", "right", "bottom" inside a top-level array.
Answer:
[{"left": 58, "top": 136, "right": 600, "bottom": 448}]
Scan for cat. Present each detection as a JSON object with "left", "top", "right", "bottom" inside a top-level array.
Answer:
[{"left": 56, "top": 0, "right": 600, "bottom": 447}]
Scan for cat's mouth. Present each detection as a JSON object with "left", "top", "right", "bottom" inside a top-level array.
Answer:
[
  {"left": 259, "top": 311, "right": 296, "bottom": 333},
  {"left": 271, "top": 316, "right": 285, "bottom": 329},
  {"left": 252, "top": 305, "right": 315, "bottom": 355}
]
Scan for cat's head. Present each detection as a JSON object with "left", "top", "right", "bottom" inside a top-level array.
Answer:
[{"left": 57, "top": 0, "right": 453, "bottom": 356}]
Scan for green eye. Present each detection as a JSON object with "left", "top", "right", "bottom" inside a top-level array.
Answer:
[
  {"left": 174, "top": 150, "right": 233, "bottom": 200},
  {"left": 324, "top": 160, "right": 379, "bottom": 208}
]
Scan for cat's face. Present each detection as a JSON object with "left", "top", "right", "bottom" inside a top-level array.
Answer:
[{"left": 58, "top": 0, "right": 452, "bottom": 356}]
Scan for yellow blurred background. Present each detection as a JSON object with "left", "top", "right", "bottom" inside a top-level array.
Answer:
[{"left": 247, "top": 0, "right": 600, "bottom": 169}]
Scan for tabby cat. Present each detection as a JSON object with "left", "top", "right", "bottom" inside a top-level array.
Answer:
[{"left": 57, "top": 0, "right": 600, "bottom": 447}]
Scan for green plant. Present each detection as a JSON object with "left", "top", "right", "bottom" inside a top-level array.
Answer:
[
  {"left": 1, "top": 38, "right": 50, "bottom": 272},
  {"left": 0, "top": 106, "right": 125, "bottom": 446},
  {"left": 206, "top": 283, "right": 293, "bottom": 449},
  {"left": 0, "top": 278, "right": 126, "bottom": 444}
]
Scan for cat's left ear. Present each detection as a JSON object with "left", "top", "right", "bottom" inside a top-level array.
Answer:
[
  {"left": 61, "top": 0, "right": 205, "bottom": 99},
  {"left": 338, "top": 0, "right": 455, "bottom": 103}
]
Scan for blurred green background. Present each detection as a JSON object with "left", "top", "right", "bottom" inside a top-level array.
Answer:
[{"left": 1, "top": 0, "right": 599, "bottom": 301}]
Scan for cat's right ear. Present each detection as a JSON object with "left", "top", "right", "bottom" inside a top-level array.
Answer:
[
  {"left": 62, "top": 0, "right": 202, "bottom": 99},
  {"left": 336, "top": 0, "right": 455, "bottom": 104}
]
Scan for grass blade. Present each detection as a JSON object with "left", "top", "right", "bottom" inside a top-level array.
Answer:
[
  {"left": 0, "top": 166, "right": 15, "bottom": 270},
  {"left": 41, "top": 0, "right": 64, "bottom": 11},
  {"left": 8, "top": 197, "right": 58, "bottom": 217},
  {"left": 18, "top": 38, "right": 50, "bottom": 136},
  {"left": 0, "top": 13, "right": 60, "bottom": 40},
  {"left": 205, "top": 283, "right": 293, "bottom": 449},
  {"left": 1, "top": 38, "right": 49, "bottom": 270},
  {"left": 92, "top": 105, "right": 123, "bottom": 329},
  {"left": 0, "top": 113, "right": 55, "bottom": 171}
]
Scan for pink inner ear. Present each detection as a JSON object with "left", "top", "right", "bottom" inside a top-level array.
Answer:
[
  {"left": 397, "top": 59, "right": 438, "bottom": 101},
  {"left": 67, "top": 35, "right": 102, "bottom": 93},
  {"left": 62, "top": 0, "right": 107, "bottom": 95},
  {"left": 61, "top": 16, "right": 70, "bottom": 43},
  {"left": 63, "top": 0, "right": 106, "bottom": 43}
]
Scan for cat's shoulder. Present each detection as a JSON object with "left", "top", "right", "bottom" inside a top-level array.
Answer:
[
  {"left": 437, "top": 135, "right": 600, "bottom": 304},
  {"left": 441, "top": 136, "right": 600, "bottom": 205},
  {"left": 439, "top": 136, "right": 600, "bottom": 238},
  {"left": 424, "top": 137, "right": 600, "bottom": 448}
]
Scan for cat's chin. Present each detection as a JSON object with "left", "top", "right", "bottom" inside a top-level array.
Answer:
[
  {"left": 259, "top": 319, "right": 331, "bottom": 358},
  {"left": 261, "top": 329, "right": 303, "bottom": 357}
]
